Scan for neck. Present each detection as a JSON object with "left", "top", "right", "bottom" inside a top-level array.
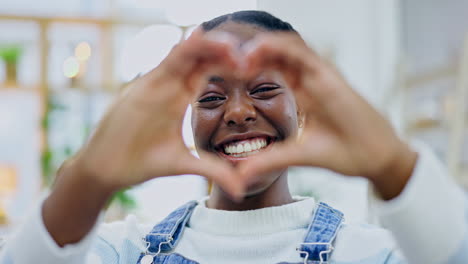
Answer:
[{"left": 207, "top": 170, "right": 294, "bottom": 211}]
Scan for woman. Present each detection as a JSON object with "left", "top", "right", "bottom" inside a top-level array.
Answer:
[{"left": 1, "top": 11, "right": 467, "bottom": 264}]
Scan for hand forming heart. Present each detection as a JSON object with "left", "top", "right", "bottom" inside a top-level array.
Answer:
[
  {"left": 73, "top": 29, "right": 417, "bottom": 201},
  {"left": 73, "top": 29, "right": 246, "bottom": 200},
  {"left": 237, "top": 33, "right": 418, "bottom": 200}
]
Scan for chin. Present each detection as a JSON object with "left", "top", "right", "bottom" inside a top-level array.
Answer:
[{"left": 242, "top": 170, "right": 284, "bottom": 197}]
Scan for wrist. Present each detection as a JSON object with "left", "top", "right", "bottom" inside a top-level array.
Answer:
[
  {"left": 70, "top": 151, "right": 122, "bottom": 196},
  {"left": 43, "top": 158, "right": 115, "bottom": 246},
  {"left": 66, "top": 155, "right": 119, "bottom": 196},
  {"left": 370, "top": 142, "right": 418, "bottom": 200}
]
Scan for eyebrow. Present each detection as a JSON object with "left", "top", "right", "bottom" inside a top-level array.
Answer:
[{"left": 208, "top": 76, "right": 225, "bottom": 83}]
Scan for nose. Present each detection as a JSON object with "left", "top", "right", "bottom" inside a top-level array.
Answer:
[{"left": 223, "top": 95, "right": 257, "bottom": 126}]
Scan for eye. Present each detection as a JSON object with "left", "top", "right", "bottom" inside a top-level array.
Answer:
[
  {"left": 197, "top": 95, "right": 225, "bottom": 109},
  {"left": 199, "top": 96, "right": 225, "bottom": 103},
  {"left": 250, "top": 84, "right": 281, "bottom": 99},
  {"left": 251, "top": 85, "right": 278, "bottom": 94}
]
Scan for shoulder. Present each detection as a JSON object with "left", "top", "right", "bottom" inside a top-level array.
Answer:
[
  {"left": 96, "top": 215, "right": 154, "bottom": 253},
  {"left": 338, "top": 222, "right": 394, "bottom": 244},
  {"left": 333, "top": 222, "right": 402, "bottom": 262}
]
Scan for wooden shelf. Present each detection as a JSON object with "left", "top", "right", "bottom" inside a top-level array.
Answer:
[
  {"left": 406, "top": 64, "right": 457, "bottom": 88},
  {"left": 0, "top": 13, "right": 168, "bottom": 27},
  {"left": 0, "top": 13, "right": 175, "bottom": 186}
]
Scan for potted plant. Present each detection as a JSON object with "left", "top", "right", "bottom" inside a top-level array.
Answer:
[{"left": 0, "top": 44, "right": 22, "bottom": 87}]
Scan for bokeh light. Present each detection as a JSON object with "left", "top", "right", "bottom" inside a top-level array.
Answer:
[
  {"left": 74, "top": 41, "right": 91, "bottom": 62},
  {"left": 62, "top": 56, "right": 80, "bottom": 78}
]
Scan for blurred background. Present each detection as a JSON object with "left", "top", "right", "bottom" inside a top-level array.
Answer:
[{"left": 1, "top": 0, "right": 468, "bottom": 236}]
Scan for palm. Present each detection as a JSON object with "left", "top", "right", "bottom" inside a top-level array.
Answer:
[
  {"left": 239, "top": 32, "right": 406, "bottom": 181},
  {"left": 73, "top": 31, "right": 245, "bottom": 198}
]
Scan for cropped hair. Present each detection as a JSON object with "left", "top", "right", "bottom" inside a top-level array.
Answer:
[{"left": 201, "top": 10, "right": 297, "bottom": 33}]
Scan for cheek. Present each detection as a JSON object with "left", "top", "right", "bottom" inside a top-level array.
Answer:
[
  {"left": 259, "top": 95, "right": 299, "bottom": 138},
  {"left": 191, "top": 109, "right": 220, "bottom": 149}
]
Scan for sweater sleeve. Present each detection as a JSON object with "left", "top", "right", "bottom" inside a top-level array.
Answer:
[
  {"left": 369, "top": 142, "right": 468, "bottom": 264},
  {"left": 0, "top": 201, "right": 99, "bottom": 264}
]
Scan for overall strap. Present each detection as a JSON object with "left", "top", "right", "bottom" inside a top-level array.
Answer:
[
  {"left": 144, "top": 200, "right": 198, "bottom": 255},
  {"left": 297, "top": 202, "right": 344, "bottom": 263}
]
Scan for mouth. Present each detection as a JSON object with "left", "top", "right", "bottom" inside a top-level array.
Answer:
[{"left": 215, "top": 135, "right": 276, "bottom": 160}]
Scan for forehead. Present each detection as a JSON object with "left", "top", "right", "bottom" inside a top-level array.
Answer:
[{"left": 208, "top": 21, "right": 267, "bottom": 43}]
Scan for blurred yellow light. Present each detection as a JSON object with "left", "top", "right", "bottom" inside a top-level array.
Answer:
[
  {"left": 0, "top": 165, "right": 16, "bottom": 194},
  {"left": 63, "top": 57, "right": 80, "bottom": 78},
  {"left": 75, "top": 42, "right": 91, "bottom": 62}
]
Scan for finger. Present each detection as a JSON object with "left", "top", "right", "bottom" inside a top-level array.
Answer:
[
  {"left": 183, "top": 32, "right": 245, "bottom": 94},
  {"left": 160, "top": 30, "right": 242, "bottom": 81},
  {"left": 242, "top": 32, "right": 320, "bottom": 81},
  {"left": 237, "top": 142, "right": 302, "bottom": 183},
  {"left": 242, "top": 33, "right": 355, "bottom": 120},
  {"left": 174, "top": 151, "right": 245, "bottom": 201},
  {"left": 186, "top": 59, "right": 237, "bottom": 96},
  {"left": 238, "top": 139, "right": 332, "bottom": 185}
]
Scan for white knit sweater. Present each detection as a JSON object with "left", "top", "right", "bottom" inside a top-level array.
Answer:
[{"left": 2, "top": 143, "right": 468, "bottom": 264}]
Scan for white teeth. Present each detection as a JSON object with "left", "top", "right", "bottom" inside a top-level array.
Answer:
[
  {"left": 237, "top": 144, "right": 244, "bottom": 153},
  {"left": 244, "top": 142, "right": 252, "bottom": 152},
  {"left": 253, "top": 141, "right": 259, "bottom": 151},
  {"left": 223, "top": 137, "right": 270, "bottom": 156}
]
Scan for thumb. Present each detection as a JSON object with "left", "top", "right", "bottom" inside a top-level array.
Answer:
[
  {"left": 176, "top": 151, "right": 245, "bottom": 201},
  {"left": 238, "top": 142, "right": 307, "bottom": 184}
]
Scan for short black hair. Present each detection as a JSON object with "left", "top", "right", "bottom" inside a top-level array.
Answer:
[{"left": 201, "top": 10, "right": 297, "bottom": 33}]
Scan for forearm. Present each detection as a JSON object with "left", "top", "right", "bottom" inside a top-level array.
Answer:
[
  {"left": 43, "top": 158, "right": 114, "bottom": 247},
  {"left": 370, "top": 143, "right": 468, "bottom": 264},
  {"left": 370, "top": 142, "right": 418, "bottom": 201}
]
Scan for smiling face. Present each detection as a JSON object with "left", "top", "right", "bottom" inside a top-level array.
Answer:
[{"left": 191, "top": 21, "right": 300, "bottom": 196}]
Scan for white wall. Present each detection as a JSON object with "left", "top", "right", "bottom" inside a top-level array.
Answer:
[{"left": 0, "top": 90, "right": 42, "bottom": 224}]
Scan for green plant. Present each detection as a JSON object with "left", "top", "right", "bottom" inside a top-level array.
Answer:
[
  {"left": 41, "top": 98, "right": 65, "bottom": 186},
  {"left": 0, "top": 45, "right": 22, "bottom": 65},
  {"left": 109, "top": 188, "right": 137, "bottom": 210},
  {"left": 40, "top": 95, "right": 137, "bottom": 210}
]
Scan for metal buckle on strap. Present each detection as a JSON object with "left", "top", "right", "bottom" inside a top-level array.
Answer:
[
  {"left": 296, "top": 242, "right": 334, "bottom": 264},
  {"left": 143, "top": 235, "right": 174, "bottom": 256},
  {"left": 140, "top": 236, "right": 175, "bottom": 264}
]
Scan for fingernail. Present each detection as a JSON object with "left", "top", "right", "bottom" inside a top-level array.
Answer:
[{"left": 205, "top": 32, "right": 237, "bottom": 45}]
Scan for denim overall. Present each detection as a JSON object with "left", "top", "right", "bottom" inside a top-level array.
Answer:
[{"left": 136, "top": 201, "right": 344, "bottom": 264}]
